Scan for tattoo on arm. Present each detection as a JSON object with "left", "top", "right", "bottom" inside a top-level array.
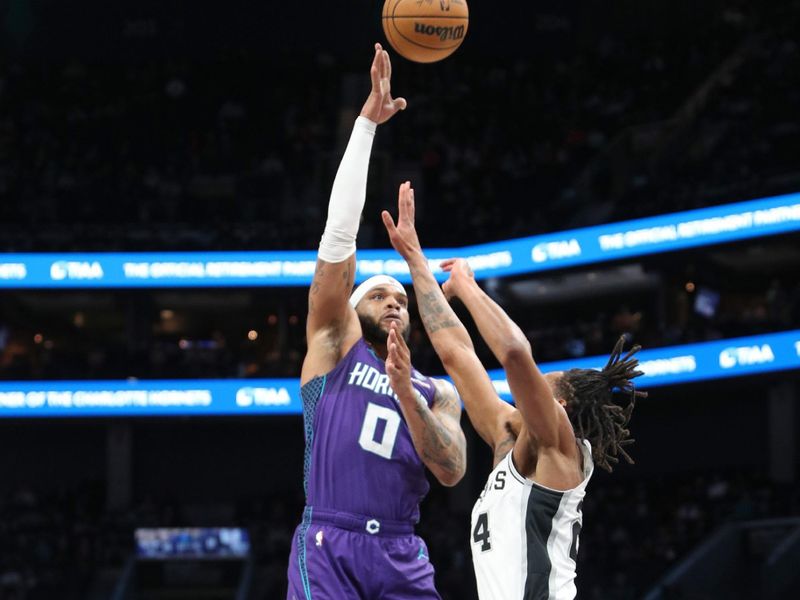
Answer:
[
  {"left": 308, "top": 260, "right": 353, "bottom": 318},
  {"left": 413, "top": 382, "right": 465, "bottom": 476},
  {"left": 493, "top": 433, "right": 517, "bottom": 467},
  {"left": 308, "top": 262, "right": 325, "bottom": 317},
  {"left": 417, "top": 290, "right": 460, "bottom": 335},
  {"left": 342, "top": 263, "right": 351, "bottom": 299}
]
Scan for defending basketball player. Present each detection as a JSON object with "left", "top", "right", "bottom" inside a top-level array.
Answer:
[
  {"left": 286, "top": 46, "right": 466, "bottom": 600},
  {"left": 383, "top": 183, "right": 646, "bottom": 600}
]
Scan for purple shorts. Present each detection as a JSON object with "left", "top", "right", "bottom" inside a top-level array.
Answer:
[{"left": 286, "top": 507, "right": 441, "bottom": 600}]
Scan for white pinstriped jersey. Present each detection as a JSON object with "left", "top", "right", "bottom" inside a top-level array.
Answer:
[{"left": 470, "top": 439, "right": 594, "bottom": 600}]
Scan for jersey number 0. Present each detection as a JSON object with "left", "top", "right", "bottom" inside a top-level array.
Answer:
[{"left": 359, "top": 402, "right": 401, "bottom": 459}]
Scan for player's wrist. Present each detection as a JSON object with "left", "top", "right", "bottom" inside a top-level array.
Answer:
[
  {"left": 405, "top": 248, "right": 426, "bottom": 266},
  {"left": 391, "top": 380, "right": 417, "bottom": 404},
  {"left": 456, "top": 279, "right": 480, "bottom": 301},
  {"left": 355, "top": 112, "right": 378, "bottom": 134},
  {"left": 355, "top": 114, "right": 378, "bottom": 131}
]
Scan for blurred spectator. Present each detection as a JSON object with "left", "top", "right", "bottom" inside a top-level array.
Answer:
[{"left": 0, "top": 469, "right": 795, "bottom": 599}]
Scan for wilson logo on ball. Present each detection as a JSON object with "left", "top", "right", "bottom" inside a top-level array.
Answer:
[{"left": 413, "top": 23, "right": 466, "bottom": 42}]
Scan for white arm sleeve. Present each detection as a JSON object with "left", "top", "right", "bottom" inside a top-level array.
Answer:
[{"left": 317, "top": 116, "right": 377, "bottom": 263}]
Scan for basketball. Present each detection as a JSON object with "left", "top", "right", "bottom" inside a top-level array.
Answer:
[{"left": 382, "top": 0, "right": 469, "bottom": 64}]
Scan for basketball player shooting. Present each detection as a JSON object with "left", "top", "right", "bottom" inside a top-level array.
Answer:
[
  {"left": 382, "top": 183, "right": 646, "bottom": 600},
  {"left": 286, "top": 46, "right": 466, "bottom": 600}
]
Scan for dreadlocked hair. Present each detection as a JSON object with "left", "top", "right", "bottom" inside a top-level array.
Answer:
[{"left": 555, "top": 336, "right": 647, "bottom": 473}]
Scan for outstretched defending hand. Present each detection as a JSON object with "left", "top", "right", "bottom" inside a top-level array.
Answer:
[
  {"left": 382, "top": 181, "right": 422, "bottom": 260},
  {"left": 360, "top": 43, "right": 407, "bottom": 125},
  {"left": 386, "top": 321, "right": 414, "bottom": 400},
  {"left": 440, "top": 258, "right": 475, "bottom": 301}
]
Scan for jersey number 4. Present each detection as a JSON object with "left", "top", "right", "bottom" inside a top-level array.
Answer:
[
  {"left": 473, "top": 512, "right": 491, "bottom": 552},
  {"left": 359, "top": 402, "right": 401, "bottom": 460}
]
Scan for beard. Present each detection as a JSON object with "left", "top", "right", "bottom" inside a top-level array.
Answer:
[{"left": 358, "top": 312, "right": 411, "bottom": 347}]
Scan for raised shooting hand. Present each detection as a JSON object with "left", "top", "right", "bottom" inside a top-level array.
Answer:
[{"left": 360, "top": 43, "right": 407, "bottom": 125}]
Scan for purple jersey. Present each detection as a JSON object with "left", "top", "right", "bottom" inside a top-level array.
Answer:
[{"left": 301, "top": 338, "right": 436, "bottom": 524}]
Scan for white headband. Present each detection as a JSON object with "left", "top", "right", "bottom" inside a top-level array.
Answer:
[{"left": 349, "top": 275, "right": 407, "bottom": 308}]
